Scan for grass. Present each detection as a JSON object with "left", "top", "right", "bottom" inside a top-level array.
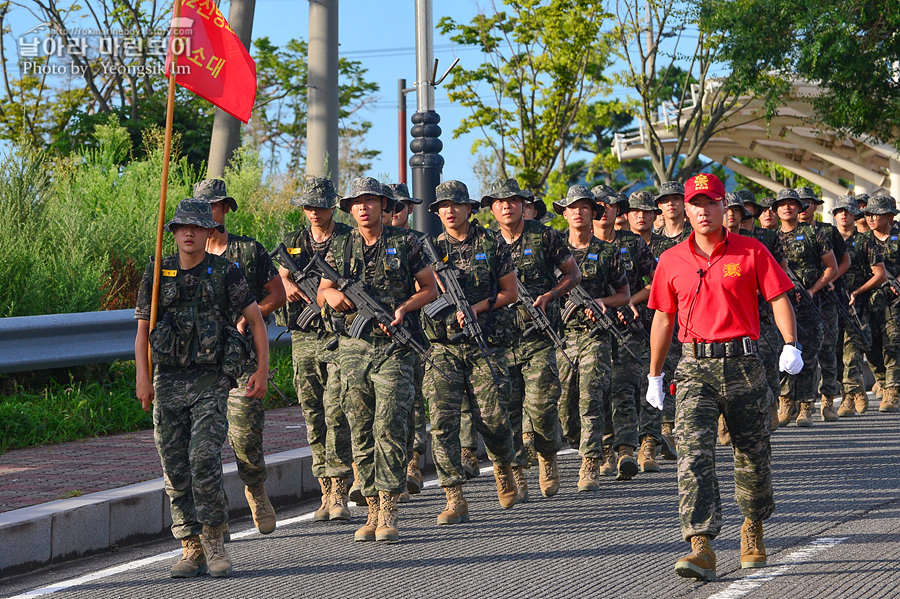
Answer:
[{"left": 0, "top": 347, "right": 298, "bottom": 454}]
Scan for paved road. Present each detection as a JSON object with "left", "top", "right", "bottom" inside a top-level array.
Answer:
[{"left": 2, "top": 402, "right": 898, "bottom": 599}]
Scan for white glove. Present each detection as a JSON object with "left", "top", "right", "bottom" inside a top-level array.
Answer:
[
  {"left": 779, "top": 344, "right": 803, "bottom": 375},
  {"left": 646, "top": 374, "right": 665, "bottom": 410}
]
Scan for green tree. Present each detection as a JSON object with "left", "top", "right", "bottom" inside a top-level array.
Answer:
[{"left": 438, "top": 0, "right": 614, "bottom": 194}]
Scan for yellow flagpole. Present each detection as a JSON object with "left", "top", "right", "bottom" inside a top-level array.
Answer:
[{"left": 147, "top": 0, "right": 184, "bottom": 371}]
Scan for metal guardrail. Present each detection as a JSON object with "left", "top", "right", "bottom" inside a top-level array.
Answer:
[{"left": 0, "top": 310, "right": 291, "bottom": 374}]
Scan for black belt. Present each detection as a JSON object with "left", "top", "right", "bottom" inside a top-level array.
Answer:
[{"left": 691, "top": 337, "right": 758, "bottom": 359}]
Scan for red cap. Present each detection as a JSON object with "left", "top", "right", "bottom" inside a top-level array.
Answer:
[{"left": 684, "top": 173, "right": 726, "bottom": 203}]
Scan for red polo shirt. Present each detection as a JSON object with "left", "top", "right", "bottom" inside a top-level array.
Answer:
[{"left": 648, "top": 230, "right": 793, "bottom": 342}]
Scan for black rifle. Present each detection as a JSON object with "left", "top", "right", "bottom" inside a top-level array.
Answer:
[
  {"left": 827, "top": 288, "right": 869, "bottom": 351},
  {"left": 882, "top": 267, "right": 900, "bottom": 309},
  {"left": 270, "top": 243, "right": 324, "bottom": 331},
  {"left": 562, "top": 284, "right": 643, "bottom": 364},
  {"left": 783, "top": 265, "right": 837, "bottom": 338},
  {"left": 309, "top": 254, "right": 451, "bottom": 381},
  {"left": 515, "top": 278, "right": 576, "bottom": 371},
  {"left": 420, "top": 237, "right": 503, "bottom": 387}
]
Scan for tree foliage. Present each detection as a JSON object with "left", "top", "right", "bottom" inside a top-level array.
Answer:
[{"left": 438, "top": 0, "right": 614, "bottom": 194}]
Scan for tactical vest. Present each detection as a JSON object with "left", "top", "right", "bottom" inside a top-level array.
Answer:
[
  {"left": 844, "top": 231, "right": 875, "bottom": 300},
  {"left": 567, "top": 235, "right": 618, "bottom": 332},
  {"left": 332, "top": 226, "right": 414, "bottom": 337},
  {"left": 149, "top": 253, "right": 250, "bottom": 378},
  {"left": 513, "top": 219, "right": 562, "bottom": 330},
  {"left": 612, "top": 230, "right": 645, "bottom": 292},
  {"left": 225, "top": 234, "right": 263, "bottom": 301},
  {"left": 780, "top": 223, "right": 823, "bottom": 290},
  {"left": 867, "top": 226, "right": 900, "bottom": 311}
]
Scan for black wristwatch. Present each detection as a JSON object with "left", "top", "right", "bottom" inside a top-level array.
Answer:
[{"left": 785, "top": 341, "right": 802, "bottom": 351}]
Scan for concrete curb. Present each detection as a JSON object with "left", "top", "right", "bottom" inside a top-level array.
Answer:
[{"left": 0, "top": 433, "right": 472, "bottom": 579}]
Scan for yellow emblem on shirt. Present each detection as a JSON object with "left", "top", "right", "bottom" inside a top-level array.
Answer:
[
  {"left": 723, "top": 263, "right": 741, "bottom": 277},
  {"left": 161, "top": 269, "right": 177, "bottom": 277},
  {"left": 287, "top": 247, "right": 303, "bottom": 255}
]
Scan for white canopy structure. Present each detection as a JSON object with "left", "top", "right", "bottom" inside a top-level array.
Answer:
[{"left": 611, "top": 80, "right": 900, "bottom": 221}]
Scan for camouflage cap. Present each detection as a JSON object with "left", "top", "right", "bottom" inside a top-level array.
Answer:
[
  {"left": 339, "top": 176, "right": 395, "bottom": 213},
  {"left": 480, "top": 177, "right": 533, "bottom": 208},
  {"left": 552, "top": 184, "right": 596, "bottom": 215},
  {"left": 655, "top": 180, "right": 685, "bottom": 202},
  {"left": 735, "top": 190, "right": 760, "bottom": 217},
  {"left": 863, "top": 195, "right": 899, "bottom": 216},
  {"left": 590, "top": 184, "right": 617, "bottom": 202},
  {"left": 795, "top": 186, "right": 822, "bottom": 204},
  {"left": 430, "top": 180, "right": 478, "bottom": 213},
  {"left": 773, "top": 188, "right": 808, "bottom": 211},
  {"left": 725, "top": 192, "right": 752, "bottom": 218},
  {"left": 165, "top": 198, "right": 225, "bottom": 233},
  {"left": 591, "top": 186, "right": 629, "bottom": 217},
  {"left": 387, "top": 183, "right": 424, "bottom": 206},
  {"left": 830, "top": 195, "right": 863, "bottom": 219},
  {"left": 290, "top": 177, "right": 340, "bottom": 209},
  {"left": 854, "top": 193, "right": 870, "bottom": 207},
  {"left": 526, "top": 196, "right": 548, "bottom": 220},
  {"left": 626, "top": 190, "right": 661, "bottom": 214},
  {"left": 193, "top": 179, "right": 238, "bottom": 212},
  {"left": 757, "top": 196, "right": 776, "bottom": 209}
]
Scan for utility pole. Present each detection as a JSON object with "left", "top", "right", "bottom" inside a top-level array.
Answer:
[
  {"left": 307, "top": 0, "right": 340, "bottom": 185},
  {"left": 410, "top": 0, "right": 443, "bottom": 237},
  {"left": 206, "top": 0, "right": 256, "bottom": 178},
  {"left": 398, "top": 79, "right": 415, "bottom": 184}
]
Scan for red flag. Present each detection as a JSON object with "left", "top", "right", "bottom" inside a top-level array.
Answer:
[{"left": 165, "top": 0, "right": 257, "bottom": 123}]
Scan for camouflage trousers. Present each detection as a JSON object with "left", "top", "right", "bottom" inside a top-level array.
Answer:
[
  {"left": 867, "top": 302, "right": 900, "bottom": 390},
  {"left": 460, "top": 396, "right": 478, "bottom": 450},
  {"left": 674, "top": 354, "right": 775, "bottom": 541},
  {"left": 340, "top": 335, "right": 415, "bottom": 496},
  {"left": 758, "top": 308, "right": 783, "bottom": 403},
  {"left": 507, "top": 334, "right": 563, "bottom": 467},
  {"left": 292, "top": 330, "right": 352, "bottom": 479},
  {"left": 227, "top": 374, "right": 266, "bottom": 488},
  {"left": 781, "top": 304, "right": 823, "bottom": 402},
  {"left": 558, "top": 328, "right": 610, "bottom": 458},
  {"left": 837, "top": 305, "right": 872, "bottom": 395},
  {"left": 426, "top": 342, "right": 515, "bottom": 487},
  {"left": 407, "top": 356, "right": 428, "bottom": 459},
  {"left": 817, "top": 297, "right": 842, "bottom": 397},
  {"left": 606, "top": 336, "right": 656, "bottom": 450},
  {"left": 153, "top": 367, "right": 232, "bottom": 539}
]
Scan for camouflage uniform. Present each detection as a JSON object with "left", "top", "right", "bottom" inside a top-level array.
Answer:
[
  {"left": 423, "top": 220, "right": 517, "bottom": 486},
  {"left": 326, "top": 220, "right": 430, "bottom": 496},
  {"left": 865, "top": 214, "right": 900, "bottom": 393},
  {"left": 279, "top": 221, "right": 354, "bottom": 479},
  {"left": 812, "top": 221, "right": 847, "bottom": 399},
  {"left": 838, "top": 229, "right": 879, "bottom": 394},
  {"left": 777, "top": 222, "right": 832, "bottom": 404},
  {"left": 674, "top": 355, "right": 775, "bottom": 541},
  {"left": 135, "top": 201, "right": 257, "bottom": 538}
]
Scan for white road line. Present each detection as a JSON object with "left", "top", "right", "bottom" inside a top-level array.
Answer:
[
  {"left": 8, "top": 448, "right": 579, "bottom": 598},
  {"left": 705, "top": 537, "right": 848, "bottom": 599}
]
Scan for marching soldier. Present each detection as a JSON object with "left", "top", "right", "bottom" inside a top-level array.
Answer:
[
  {"left": 135, "top": 199, "right": 270, "bottom": 578},
  {"left": 318, "top": 176, "right": 439, "bottom": 542},
  {"left": 756, "top": 197, "right": 780, "bottom": 231},
  {"left": 196, "top": 179, "right": 285, "bottom": 534},
  {"left": 774, "top": 189, "right": 838, "bottom": 427},
  {"left": 831, "top": 196, "right": 885, "bottom": 415},
  {"left": 555, "top": 185, "right": 630, "bottom": 490},
  {"left": 277, "top": 178, "right": 354, "bottom": 522},
  {"left": 422, "top": 180, "right": 520, "bottom": 520},
  {"left": 647, "top": 173, "right": 800, "bottom": 581},
  {"left": 484, "top": 178, "right": 580, "bottom": 502},
  {"left": 654, "top": 181, "right": 692, "bottom": 242}
]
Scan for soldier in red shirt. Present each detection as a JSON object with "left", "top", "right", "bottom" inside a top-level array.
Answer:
[{"left": 647, "top": 173, "right": 801, "bottom": 581}]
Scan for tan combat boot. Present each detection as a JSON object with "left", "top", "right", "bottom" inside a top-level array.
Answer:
[
  {"left": 538, "top": 452, "right": 560, "bottom": 497},
  {"left": 354, "top": 495, "right": 379, "bottom": 542},
  {"left": 329, "top": 477, "right": 351, "bottom": 521},
  {"left": 407, "top": 451, "right": 424, "bottom": 495},
  {"left": 820, "top": 395, "right": 839, "bottom": 422},
  {"left": 375, "top": 491, "right": 400, "bottom": 542},
  {"left": 660, "top": 422, "right": 677, "bottom": 460},
  {"left": 796, "top": 401, "right": 813, "bottom": 427},
  {"left": 314, "top": 477, "right": 332, "bottom": 521},
  {"left": 399, "top": 490, "right": 411, "bottom": 503},
  {"left": 245, "top": 484, "right": 276, "bottom": 534},
  {"left": 598, "top": 445, "right": 617, "bottom": 476},
  {"left": 769, "top": 400, "right": 779, "bottom": 432},
  {"left": 718, "top": 414, "right": 732, "bottom": 446},
  {"left": 523, "top": 431, "right": 539, "bottom": 467},
  {"left": 777, "top": 395, "right": 794, "bottom": 426},
  {"left": 350, "top": 463, "right": 365, "bottom": 505},
  {"left": 616, "top": 446, "right": 639, "bottom": 481},
  {"left": 837, "top": 394, "right": 856, "bottom": 417},
  {"left": 873, "top": 381, "right": 882, "bottom": 398},
  {"left": 879, "top": 387, "right": 900, "bottom": 412},
  {"left": 221, "top": 522, "right": 231, "bottom": 543},
  {"left": 200, "top": 524, "right": 233, "bottom": 578},
  {"left": 170, "top": 535, "right": 207, "bottom": 578},
  {"left": 855, "top": 392, "right": 869, "bottom": 414},
  {"left": 577, "top": 456, "right": 600, "bottom": 492},
  {"left": 493, "top": 463, "right": 518, "bottom": 508},
  {"left": 461, "top": 447, "right": 480, "bottom": 479},
  {"left": 437, "top": 485, "right": 469, "bottom": 525},
  {"left": 512, "top": 466, "right": 529, "bottom": 504},
  {"left": 740, "top": 518, "right": 767, "bottom": 568},
  {"left": 674, "top": 535, "right": 716, "bottom": 581},
  {"left": 638, "top": 437, "right": 660, "bottom": 473}
]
